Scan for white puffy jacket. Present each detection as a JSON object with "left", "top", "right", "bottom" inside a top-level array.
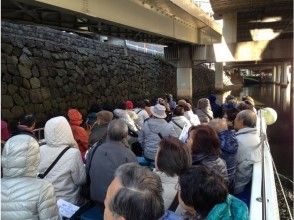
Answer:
[
  {"left": 38, "top": 116, "right": 86, "bottom": 205},
  {"left": 234, "top": 127, "right": 261, "bottom": 194},
  {"left": 2, "top": 135, "right": 59, "bottom": 220},
  {"left": 169, "top": 116, "right": 191, "bottom": 137}
]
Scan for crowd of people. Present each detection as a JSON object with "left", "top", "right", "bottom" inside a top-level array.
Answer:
[{"left": 1, "top": 93, "right": 262, "bottom": 220}]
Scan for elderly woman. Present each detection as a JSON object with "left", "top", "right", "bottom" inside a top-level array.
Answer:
[
  {"left": 2, "top": 135, "right": 59, "bottom": 219},
  {"left": 178, "top": 100, "right": 200, "bottom": 126},
  {"left": 187, "top": 125, "right": 228, "bottom": 183},
  {"left": 208, "top": 118, "right": 238, "bottom": 192},
  {"left": 88, "top": 110, "right": 113, "bottom": 148},
  {"left": 178, "top": 166, "right": 249, "bottom": 220},
  {"left": 154, "top": 136, "right": 192, "bottom": 211},
  {"left": 67, "top": 108, "right": 89, "bottom": 159},
  {"left": 169, "top": 106, "right": 191, "bottom": 137},
  {"left": 38, "top": 116, "right": 86, "bottom": 205},
  {"left": 195, "top": 98, "right": 214, "bottom": 124},
  {"left": 138, "top": 104, "right": 177, "bottom": 162}
]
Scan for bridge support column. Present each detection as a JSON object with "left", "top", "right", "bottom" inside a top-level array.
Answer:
[
  {"left": 222, "top": 12, "right": 237, "bottom": 44},
  {"left": 164, "top": 45, "right": 193, "bottom": 99},
  {"left": 276, "top": 65, "right": 282, "bottom": 85},
  {"left": 215, "top": 63, "right": 224, "bottom": 91},
  {"left": 271, "top": 66, "right": 277, "bottom": 84},
  {"left": 177, "top": 68, "right": 192, "bottom": 98},
  {"left": 280, "top": 63, "right": 289, "bottom": 87}
]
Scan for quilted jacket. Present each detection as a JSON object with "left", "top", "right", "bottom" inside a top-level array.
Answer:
[
  {"left": 39, "top": 116, "right": 86, "bottom": 205},
  {"left": 1, "top": 135, "right": 59, "bottom": 220}
]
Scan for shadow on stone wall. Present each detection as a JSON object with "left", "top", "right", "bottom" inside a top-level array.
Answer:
[{"left": 1, "top": 21, "right": 176, "bottom": 126}]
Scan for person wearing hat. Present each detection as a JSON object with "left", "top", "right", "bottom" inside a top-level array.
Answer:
[
  {"left": 88, "top": 110, "right": 114, "bottom": 148},
  {"left": 67, "top": 108, "right": 89, "bottom": 159},
  {"left": 138, "top": 104, "right": 177, "bottom": 161}
]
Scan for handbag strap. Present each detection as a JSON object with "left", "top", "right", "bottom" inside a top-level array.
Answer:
[
  {"left": 171, "top": 119, "right": 183, "bottom": 130},
  {"left": 38, "top": 146, "right": 70, "bottom": 179},
  {"left": 168, "top": 192, "right": 179, "bottom": 212}
]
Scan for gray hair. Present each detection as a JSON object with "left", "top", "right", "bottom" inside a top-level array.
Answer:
[
  {"left": 107, "top": 119, "right": 128, "bottom": 141},
  {"left": 110, "top": 163, "right": 164, "bottom": 220},
  {"left": 236, "top": 110, "right": 257, "bottom": 128}
]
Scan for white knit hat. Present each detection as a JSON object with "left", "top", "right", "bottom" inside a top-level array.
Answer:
[{"left": 150, "top": 104, "right": 167, "bottom": 119}]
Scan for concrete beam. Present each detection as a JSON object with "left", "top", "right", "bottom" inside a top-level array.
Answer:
[
  {"left": 28, "top": 0, "right": 220, "bottom": 44},
  {"left": 206, "top": 38, "right": 293, "bottom": 62}
]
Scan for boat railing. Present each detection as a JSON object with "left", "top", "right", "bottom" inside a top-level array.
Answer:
[{"left": 250, "top": 112, "right": 280, "bottom": 220}]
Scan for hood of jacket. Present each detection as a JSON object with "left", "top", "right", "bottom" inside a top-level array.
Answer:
[
  {"left": 2, "top": 135, "right": 39, "bottom": 178},
  {"left": 68, "top": 108, "right": 83, "bottom": 126},
  {"left": 206, "top": 195, "right": 248, "bottom": 220},
  {"left": 218, "top": 130, "right": 238, "bottom": 154},
  {"left": 44, "top": 116, "right": 77, "bottom": 148}
]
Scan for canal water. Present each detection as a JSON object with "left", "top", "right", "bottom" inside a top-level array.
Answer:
[{"left": 195, "top": 84, "right": 293, "bottom": 178}]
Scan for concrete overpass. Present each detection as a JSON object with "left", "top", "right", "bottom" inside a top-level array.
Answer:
[
  {"left": 2, "top": 0, "right": 221, "bottom": 45},
  {"left": 209, "top": 0, "right": 293, "bottom": 88}
]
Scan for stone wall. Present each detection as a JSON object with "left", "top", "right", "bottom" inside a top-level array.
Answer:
[{"left": 1, "top": 21, "right": 176, "bottom": 125}]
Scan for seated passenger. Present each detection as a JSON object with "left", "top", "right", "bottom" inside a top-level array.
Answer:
[
  {"left": 187, "top": 125, "right": 228, "bottom": 183},
  {"left": 242, "top": 95, "right": 257, "bottom": 113},
  {"left": 85, "top": 104, "right": 102, "bottom": 131},
  {"left": 67, "top": 108, "right": 89, "bottom": 158},
  {"left": 169, "top": 106, "right": 191, "bottom": 137},
  {"left": 38, "top": 116, "right": 86, "bottom": 205},
  {"left": 2, "top": 135, "right": 59, "bottom": 219},
  {"left": 89, "top": 119, "right": 137, "bottom": 204},
  {"left": 1, "top": 119, "right": 10, "bottom": 142},
  {"left": 194, "top": 98, "right": 214, "bottom": 124},
  {"left": 113, "top": 101, "right": 139, "bottom": 134},
  {"left": 208, "top": 118, "right": 238, "bottom": 192},
  {"left": 178, "top": 100, "right": 200, "bottom": 126},
  {"left": 166, "top": 94, "right": 177, "bottom": 111},
  {"left": 133, "top": 99, "right": 151, "bottom": 129},
  {"left": 88, "top": 110, "right": 113, "bottom": 148},
  {"left": 234, "top": 110, "right": 261, "bottom": 195},
  {"left": 178, "top": 166, "right": 249, "bottom": 220},
  {"left": 104, "top": 163, "right": 164, "bottom": 220},
  {"left": 155, "top": 136, "right": 192, "bottom": 211},
  {"left": 223, "top": 103, "right": 239, "bottom": 130},
  {"left": 138, "top": 104, "right": 177, "bottom": 161},
  {"left": 13, "top": 113, "right": 36, "bottom": 139},
  {"left": 208, "top": 94, "right": 223, "bottom": 118}
]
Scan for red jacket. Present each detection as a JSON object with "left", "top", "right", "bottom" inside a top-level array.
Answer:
[{"left": 67, "top": 109, "right": 89, "bottom": 158}]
